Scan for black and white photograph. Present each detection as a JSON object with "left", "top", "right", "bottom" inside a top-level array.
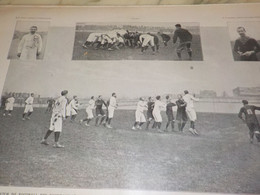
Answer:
[
  {"left": 1, "top": 4, "right": 260, "bottom": 195},
  {"left": 0, "top": 59, "right": 260, "bottom": 193},
  {"left": 7, "top": 20, "right": 50, "bottom": 60},
  {"left": 228, "top": 21, "right": 260, "bottom": 61},
  {"left": 72, "top": 22, "right": 203, "bottom": 61}
]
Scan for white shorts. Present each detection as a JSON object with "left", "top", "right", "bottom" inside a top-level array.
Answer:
[
  {"left": 142, "top": 38, "right": 154, "bottom": 47},
  {"left": 49, "top": 112, "right": 63, "bottom": 132},
  {"left": 71, "top": 108, "right": 78, "bottom": 116},
  {"left": 135, "top": 111, "right": 146, "bottom": 123},
  {"left": 152, "top": 111, "right": 162, "bottom": 122},
  {"left": 86, "top": 108, "right": 94, "bottom": 119},
  {"left": 24, "top": 105, "right": 33, "bottom": 113},
  {"left": 5, "top": 103, "right": 14, "bottom": 111},
  {"left": 108, "top": 106, "right": 115, "bottom": 118},
  {"left": 186, "top": 108, "right": 197, "bottom": 121}
]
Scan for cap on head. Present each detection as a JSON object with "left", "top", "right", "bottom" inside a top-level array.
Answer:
[
  {"left": 175, "top": 24, "right": 181, "bottom": 28},
  {"left": 156, "top": 95, "right": 161, "bottom": 100},
  {"left": 112, "top": 92, "right": 116, "bottom": 96},
  {"left": 61, "top": 90, "right": 68, "bottom": 96},
  {"left": 91, "top": 96, "right": 94, "bottom": 99},
  {"left": 242, "top": 100, "right": 248, "bottom": 105},
  {"left": 184, "top": 90, "right": 189, "bottom": 94},
  {"left": 31, "top": 93, "right": 34, "bottom": 96}
]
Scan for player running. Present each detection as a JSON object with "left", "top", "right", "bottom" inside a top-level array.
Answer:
[
  {"left": 3, "top": 94, "right": 15, "bottom": 116},
  {"left": 22, "top": 93, "right": 34, "bottom": 120},
  {"left": 132, "top": 97, "right": 147, "bottom": 130},
  {"left": 145, "top": 97, "right": 155, "bottom": 130},
  {"left": 238, "top": 100, "right": 260, "bottom": 143},
  {"left": 41, "top": 90, "right": 68, "bottom": 148},
  {"left": 80, "top": 96, "right": 95, "bottom": 127},
  {"left": 152, "top": 95, "right": 166, "bottom": 132},
  {"left": 95, "top": 95, "right": 107, "bottom": 126},
  {"left": 183, "top": 90, "right": 199, "bottom": 135},
  {"left": 165, "top": 95, "right": 176, "bottom": 132},
  {"left": 175, "top": 94, "right": 187, "bottom": 131},
  {"left": 173, "top": 24, "right": 193, "bottom": 60},
  {"left": 106, "top": 93, "right": 117, "bottom": 129}
]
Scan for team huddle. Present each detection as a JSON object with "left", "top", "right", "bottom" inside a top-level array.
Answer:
[
  {"left": 81, "top": 24, "right": 193, "bottom": 60},
  {"left": 2, "top": 89, "right": 260, "bottom": 148}
]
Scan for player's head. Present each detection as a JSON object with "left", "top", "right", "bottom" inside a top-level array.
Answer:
[
  {"left": 73, "top": 95, "right": 77, "bottom": 99},
  {"left": 139, "top": 97, "right": 144, "bottom": 101},
  {"left": 184, "top": 90, "right": 189, "bottom": 94},
  {"left": 237, "top": 27, "right": 246, "bottom": 37},
  {"left": 61, "top": 90, "right": 68, "bottom": 97},
  {"left": 156, "top": 95, "right": 161, "bottom": 100},
  {"left": 30, "top": 93, "right": 34, "bottom": 97},
  {"left": 166, "top": 95, "right": 170, "bottom": 100},
  {"left": 175, "top": 24, "right": 181, "bottom": 29},
  {"left": 242, "top": 100, "right": 248, "bottom": 105},
  {"left": 177, "top": 94, "right": 182, "bottom": 99},
  {"left": 91, "top": 96, "right": 94, "bottom": 100},
  {"left": 112, "top": 93, "right": 116, "bottom": 97},
  {"left": 98, "top": 95, "right": 102, "bottom": 99},
  {"left": 30, "top": 26, "right": 38, "bottom": 34}
]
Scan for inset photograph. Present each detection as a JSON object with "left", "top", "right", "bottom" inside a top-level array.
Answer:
[
  {"left": 72, "top": 22, "right": 203, "bottom": 61},
  {"left": 7, "top": 20, "right": 50, "bottom": 60},
  {"left": 228, "top": 21, "right": 260, "bottom": 61}
]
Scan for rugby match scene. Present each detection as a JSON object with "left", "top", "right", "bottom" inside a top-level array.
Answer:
[
  {"left": 0, "top": 54, "right": 260, "bottom": 193},
  {"left": 72, "top": 23, "right": 203, "bottom": 61}
]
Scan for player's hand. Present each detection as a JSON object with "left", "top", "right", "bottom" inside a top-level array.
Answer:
[{"left": 17, "top": 53, "right": 21, "bottom": 57}]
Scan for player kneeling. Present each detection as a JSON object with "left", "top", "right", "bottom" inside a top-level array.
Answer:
[{"left": 132, "top": 97, "right": 147, "bottom": 130}]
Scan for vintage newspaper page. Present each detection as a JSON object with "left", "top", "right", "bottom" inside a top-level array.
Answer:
[{"left": 0, "top": 3, "right": 260, "bottom": 195}]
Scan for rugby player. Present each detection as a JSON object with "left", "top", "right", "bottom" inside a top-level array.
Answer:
[
  {"left": 95, "top": 95, "right": 107, "bottom": 126},
  {"left": 165, "top": 95, "right": 176, "bottom": 132},
  {"left": 148, "top": 33, "right": 160, "bottom": 52},
  {"left": 183, "top": 90, "right": 199, "bottom": 135},
  {"left": 176, "top": 94, "right": 187, "bottom": 131},
  {"left": 45, "top": 98, "right": 54, "bottom": 113},
  {"left": 106, "top": 93, "right": 117, "bottom": 129},
  {"left": 145, "top": 97, "right": 155, "bottom": 130},
  {"left": 238, "top": 100, "right": 260, "bottom": 143},
  {"left": 17, "top": 26, "right": 42, "bottom": 60},
  {"left": 80, "top": 96, "right": 95, "bottom": 127},
  {"left": 22, "top": 93, "right": 34, "bottom": 120},
  {"left": 3, "top": 94, "right": 15, "bottom": 116},
  {"left": 234, "top": 27, "right": 260, "bottom": 61},
  {"left": 69, "top": 96, "right": 79, "bottom": 121},
  {"left": 139, "top": 34, "right": 155, "bottom": 55},
  {"left": 152, "top": 95, "right": 166, "bottom": 132},
  {"left": 41, "top": 90, "right": 68, "bottom": 148},
  {"left": 158, "top": 32, "right": 170, "bottom": 47},
  {"left": 132, "top": 97, "right": 147, "bottom": 130},
  {"left": 173, "top": 24, "right": 193, "bottom": 60}
]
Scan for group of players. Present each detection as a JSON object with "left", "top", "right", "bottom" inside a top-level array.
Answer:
[
  {"left": 2, "top": 89, "right": 260, "bottom": 148},
  {"left": 81, "top": 24, "right": 193, "bottom": 60}
]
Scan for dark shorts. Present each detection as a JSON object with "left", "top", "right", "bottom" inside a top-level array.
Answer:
[
  {"left": 96, "top": 108, "right": 105, "bottom": 116},
  {"left": 166, "top": 112, "right": 174, "bottom": 121},
  {"left": 176, "top": 110, "right": 188, "bottom": 121},
  {"left": 147, "top": 111, "right": 154, "bottom": 120}
]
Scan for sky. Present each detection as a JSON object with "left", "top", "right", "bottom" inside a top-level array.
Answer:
[{"left": 15, "top": 20, "right": 50, "bottom": 32}]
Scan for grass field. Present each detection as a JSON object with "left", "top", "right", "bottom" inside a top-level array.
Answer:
[
  {"left": 72, "top": 32, "right": 203, "bottom": 61},
  {"left": 0, "top": 108, "right": 260, "bottom": 193}
]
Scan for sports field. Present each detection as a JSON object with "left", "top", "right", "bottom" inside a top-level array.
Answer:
[
  {"left": 0, "top": 108, "right": 259, "bottom": 193},
  {"left": 72, "top": 32, "right": 203, "bottom": 61}
]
